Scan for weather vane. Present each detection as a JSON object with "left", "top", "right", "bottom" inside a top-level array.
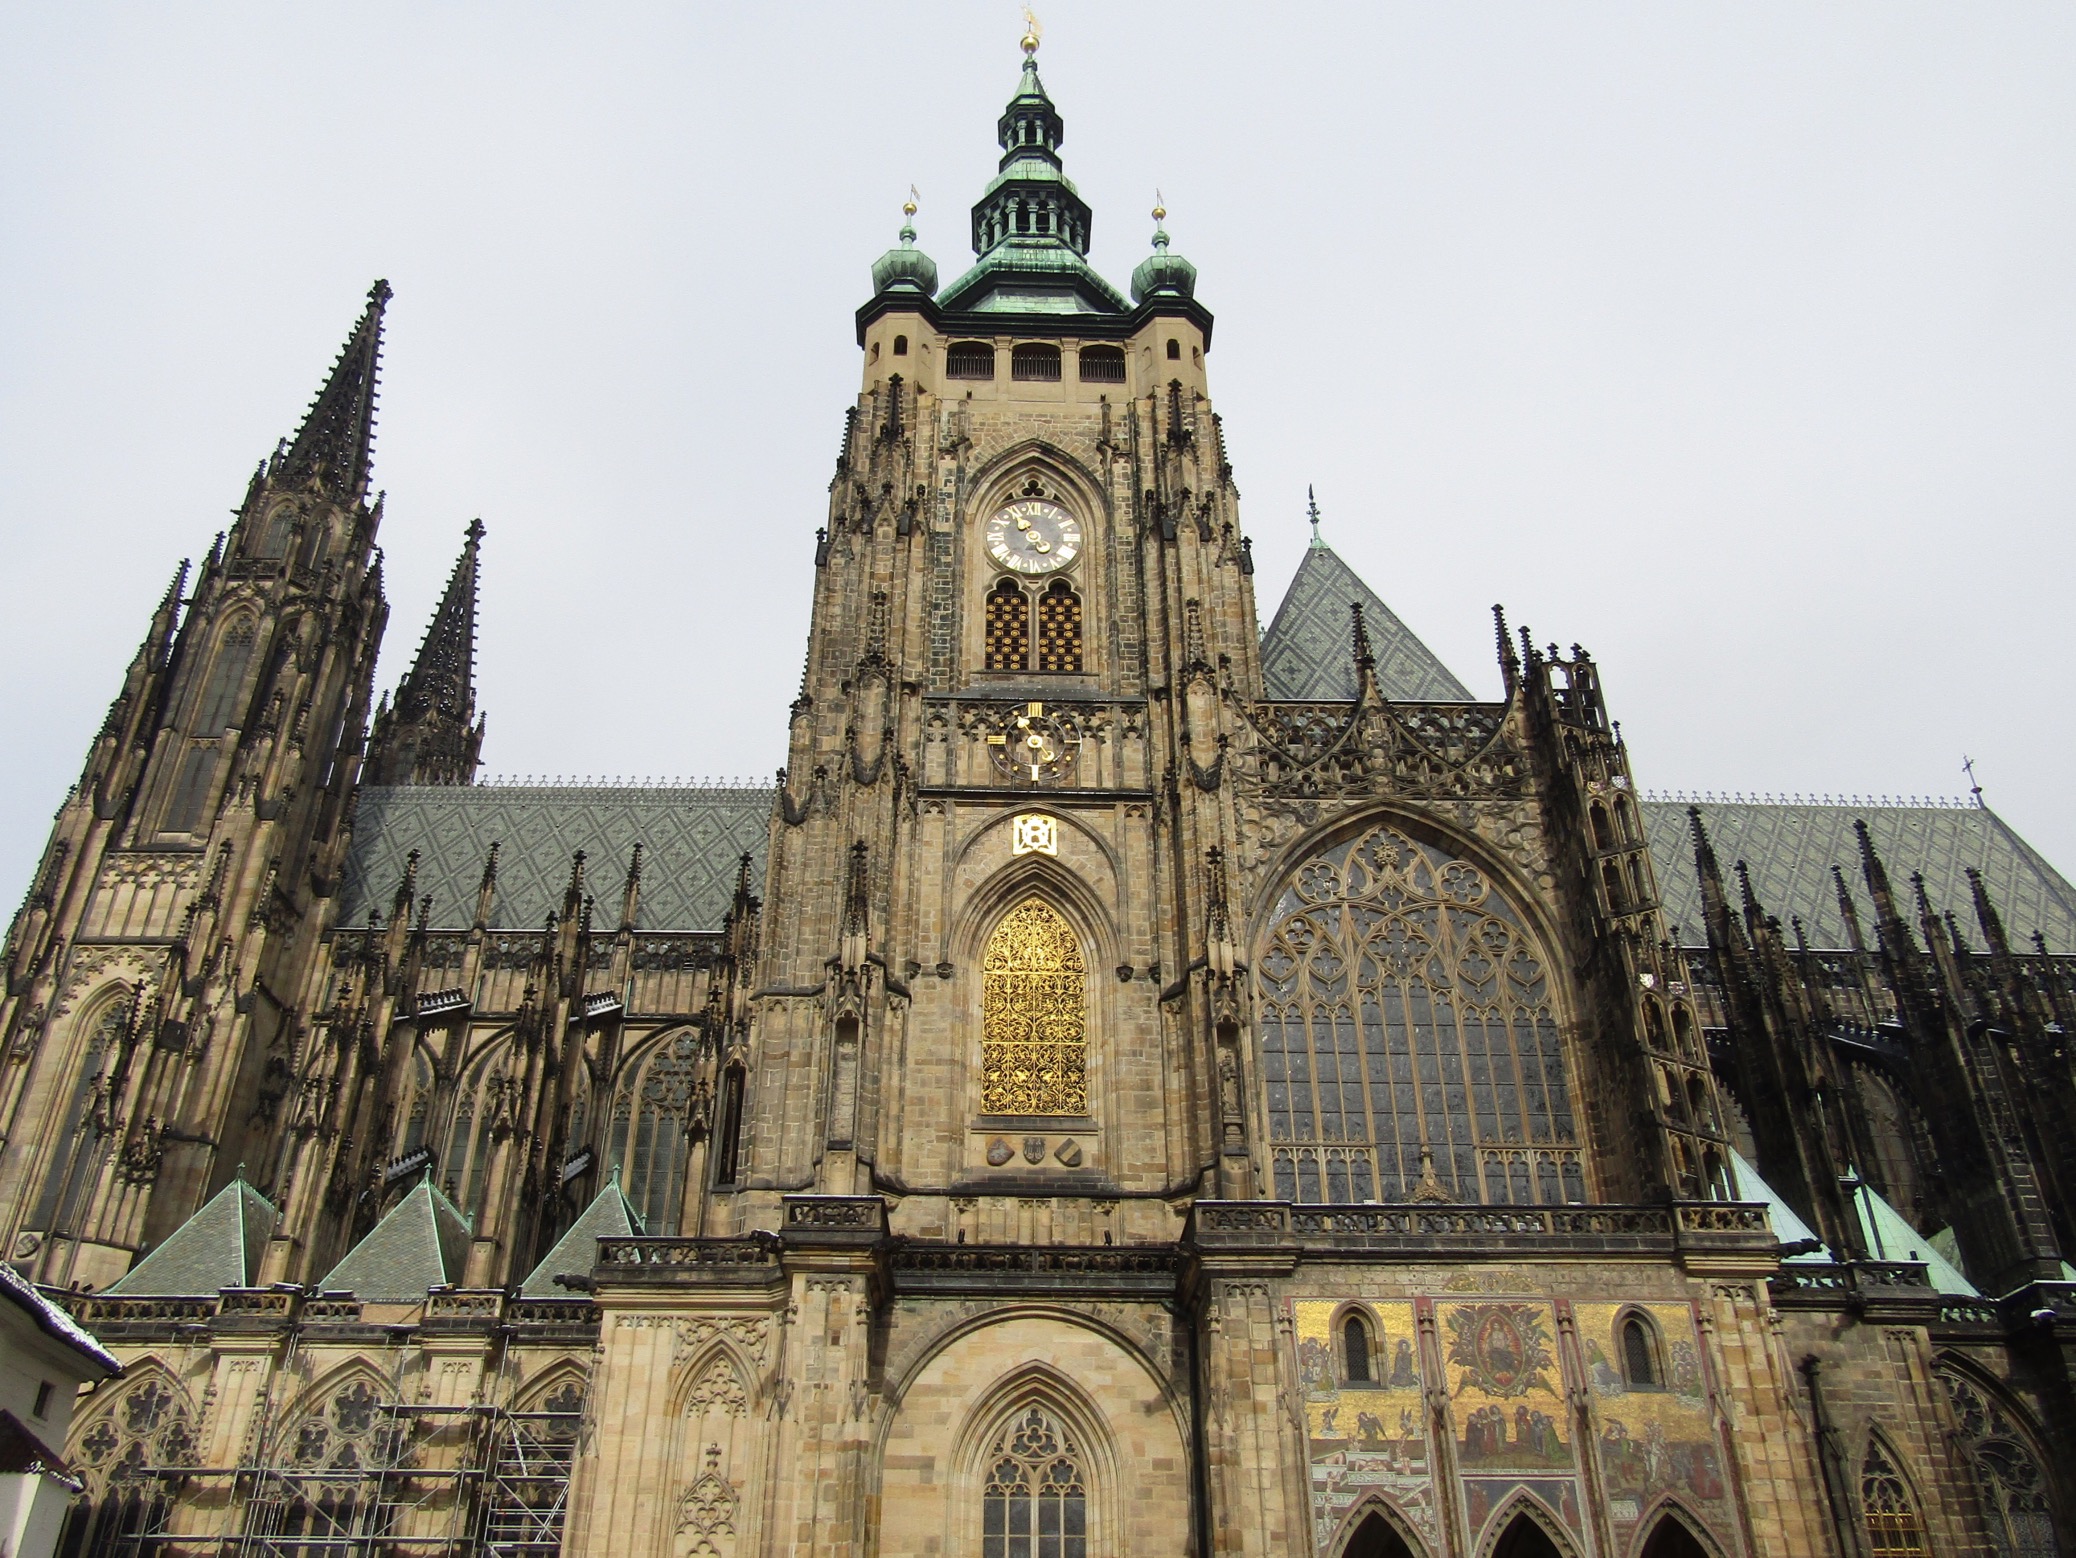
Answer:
[
  {"left": 904, "top": 184, "right": 919, "bottom": 219},
  {"left": 1021, "top": 7, "right": 1042, "bottom": 55},
  {"left": 1153, "top": 188, "right": 1166, "bottom": 223}
]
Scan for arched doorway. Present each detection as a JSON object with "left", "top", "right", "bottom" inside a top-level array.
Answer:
[
  {"left": 1342, "top": 1510, "right": 1418, "bottom": 1558},
  {"left": 1639, "top": 1513, "right": 1713, "bottom": 1558},
  {"left": 1491, "top": 1511, "right": 1566, "bottom": 1558}
]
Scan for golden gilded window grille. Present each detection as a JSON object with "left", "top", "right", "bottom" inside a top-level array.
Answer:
[
  {"left": 1861, "top": 1440, "right": 1928, "bottom": 1557},
  {"left": 1035, "top": 580, "right": 1083, "bottom": 672},
  {"left": 981, "top": 898, "right": 1087, "bottom": 1115},
  {"left": 985, "top": 580, "right": 1031, "bottom": 671}
]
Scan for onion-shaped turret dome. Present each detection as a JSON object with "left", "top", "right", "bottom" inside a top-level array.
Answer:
[
  {"left": 1130, "top": 201, "right": 1197, "bottom": 303},
  {"left": 870, "top": 197, "right": 939, "bottom": 298}
]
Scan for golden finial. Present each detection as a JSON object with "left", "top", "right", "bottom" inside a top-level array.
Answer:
[
  {"left": 903, "top": 184, "right": 919, "bottom": 219},
  {"left": 1021, "top": 6, "right": 1042, "bottom": 55},
  {"left": 1152, "top": 189, "right": 1167, "bottom": 224}
]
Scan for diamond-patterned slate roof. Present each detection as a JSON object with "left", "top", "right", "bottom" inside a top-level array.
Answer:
[
  {"left": 106, "top": 1177, "right": 278, "bottom": 1297},
  {"left": 1259, "top": 542, "right": 1475, "bottom": 702},
  {"left": 337, "top": 785, "right": 774, "bottom": 932},
  {"left": 1642, "top": 800, "right": 2076, "bottom": 955},
  {"left": 318, "top": 1179, "right": 473, "bottom": 1302},
  {"left": 520, "top": 1175, "right": 643, "bottom": 1297}
]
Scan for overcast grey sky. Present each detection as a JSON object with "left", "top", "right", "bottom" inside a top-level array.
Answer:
[{"left": 2, "top": 4, "right": 2071, "bottom": 903}]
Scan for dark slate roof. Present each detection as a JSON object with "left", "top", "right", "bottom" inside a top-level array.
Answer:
[
  {"left": 520, "top": 1175, "right": 643, "bottom": 1297},
  {"left": 106, "top": 1177, "right": 278, "bottom": 1297},
  {"left": 338, "top": 784, "right": 774, "bottom": 933},
  {"left": 1642, "top": 800, "right": 2076, "bottom": 955},
  {"left": 318, "top": 1179, "right": 473, "bottom": 1302},
  {"left": 1259, "top": 542, "right": 1475, "bottom": 703},
  {"left": 0, "top": 1263, "right": 118, "bottom": 1377}
]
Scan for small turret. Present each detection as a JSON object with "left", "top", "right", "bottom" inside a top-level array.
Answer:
[
  {"left": 1131, "top": 196, "right": 1198, "bottom": 304},
  {"left": 869, "top": 190, "right": 939, "bottom": 299}
]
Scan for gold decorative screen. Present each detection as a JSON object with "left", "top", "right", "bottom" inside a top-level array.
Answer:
[
  {"left": 1035, "top": 581, "right": 1083, "bottom": 672},
  {"left": 985, "top": 581, "right": 1031, "bottom": 671},
  {"left": 981, "top": 898, "right": 1087, "bottom": 1115}
]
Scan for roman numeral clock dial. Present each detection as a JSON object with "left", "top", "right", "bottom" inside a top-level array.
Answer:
[{"left": 984, "top": 499, "right": 1081, "bottom": 575}]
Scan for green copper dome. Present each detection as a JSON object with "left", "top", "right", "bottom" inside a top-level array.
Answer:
[
  {"left": 1131, "top": 219, "right": 1197, "bottom": 304},
  {"left": 870, "top": 217, "right": 938, "bottom": 298}
]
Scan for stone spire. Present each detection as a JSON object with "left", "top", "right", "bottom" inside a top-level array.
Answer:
[
  {"left": 364, "top": 521, "right": 486, "bottom": 787},
  {"left": 275, "top": 280, "right": 390, "bottom": 504}
]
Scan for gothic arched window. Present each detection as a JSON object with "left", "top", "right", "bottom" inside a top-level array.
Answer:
[
  {"left": 1342, "top": 1313, "right": 1372, "bottom": 1383},
  {"left": 1258, "top": 823, "right": 1579, "bottom": 1205},
  {"left": 981, "top": 899, "right": 1087, "bottom": 1116},
  {"left": 1861, "top": 1438, "right": 1928, "bottom": 1557},
  {"left": 982, "top": 1407, "right": 1087, "bottom": 1558},
  {"left": 985, "top": 580, "right": 1032, "bottom": 671},
  {"left": 1937, "top": 1367, "right": 2058, "bottom": 1558},
  {"left": 1035, "top": 580, "right": 1083, "bottom": 672},
  {"left": 196, "top": 622, "right": 257, "bottom": 732},
  {"left": 606, "top": 1030, "right": 711, "bottom": 1232},
  {"left": 1621, "top": 1315, "right": 1660, "bottom": 1390},
  {"left": 30, "top": 997, "right": 126, "bottom": 1237}
]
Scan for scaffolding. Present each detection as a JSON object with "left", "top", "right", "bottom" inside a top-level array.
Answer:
[{"left": 60, "top": 1324, "right": 588, "bottom": 1558}]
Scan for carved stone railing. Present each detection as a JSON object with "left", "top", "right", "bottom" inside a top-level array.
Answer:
[
  {"left": 1933, "top": 1296, "right": 2003, "bottom": 1331},
  {"left": 299, "top": 1297, "right": 364, "bottom": 1323},
  {"left": 1770, "top": 1260, "right": 1935, "bottom": 1309},
  {"left": 782, "top": 1195, "right": 887, "bottom": 1244},
  {"left": 1191, "top": 1200, "right": 1703, "bottom": 1257},
  {"left": 890, "top": 1244, "right": 1183, "bottom": 1297},
  {"left": 215, "top": 1288, "right": 298, "bottom": 1316},
  {"left": 422, "top": 1289, "right": 503, "bottom": 1328},
  {"left": 61, "top": 1294, "right": 217, "bottom": 1330},
  {"left": 595, "top": 1236, "right": 784, "bottom": 1285},
  {"left": 1673, "top": 1203, "right": 1772, "bottom": 1235},
  {"left": 508, "top": 1297, "right": 602, "bottom": 1330},
  {"left": 1239, "top": 699, "right": 1522, "bottom": 800}
]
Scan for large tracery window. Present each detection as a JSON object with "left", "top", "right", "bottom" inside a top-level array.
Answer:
[
  {"left": 982, "top": 1407, "right": 1087, "bottom": 1558},
  {"left": 1258, "top": 823, "right": 1580, "bottom": 1205},
  {"left": 1937, "top": 1367, "right": 2058, "bottom": 1558},
  {"left": 981, "top": 899, "right": 1087, "bottom": 1116},
  {"left": 607, "top": 1029, "right": 709, "bottom": 1232}
]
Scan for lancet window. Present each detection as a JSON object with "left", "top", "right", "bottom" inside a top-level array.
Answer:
[
  {"left": 1860, "top": 1438, "right": 1927, "bottom": 1557},
  {"left": 982, "top": 1407, "right": 1087, "bottom": 1558},
  {"left": 1258, "top": 823, "right": 1580, "bottom": 1204},
  {"left": 981, "top": 899, "right": 1088, "bottom": 1116},
  {"left": 196, "top": 621, "right": 257, "bottom": 732},
  {"left": 606, "top": 1029, "right": 711, "bottom": 1232}
]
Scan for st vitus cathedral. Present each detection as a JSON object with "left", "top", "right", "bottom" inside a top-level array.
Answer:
[{"left": 5, "top": 30, "right": 2076, "bottom": 1558}]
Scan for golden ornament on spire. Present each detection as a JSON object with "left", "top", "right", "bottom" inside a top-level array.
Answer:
[
  {"left": 1152, "top": 189, "right": 1167, "bottom": 223},
  {"left": 904, "top": 183, "right": 919, "bottom": 219},
  {"left": 1021, "top": 6, "right": 1042, "bottom": 55}
]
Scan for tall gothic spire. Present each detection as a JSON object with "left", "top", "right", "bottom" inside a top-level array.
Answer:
[
  {"left": 364, "top": 520, "right": 485, "bottom": 787},
  {"left": 277, "top": 280, "right": 391, "bottom": 503}
]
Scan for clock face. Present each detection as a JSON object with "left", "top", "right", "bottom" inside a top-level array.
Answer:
[{"left": 985, "top": 499, "right": 1082, "bottom": 575}]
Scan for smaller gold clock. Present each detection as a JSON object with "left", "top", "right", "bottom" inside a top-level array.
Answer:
[{"left": 985, "top": 499, "right": 1082, "bottom": 576}]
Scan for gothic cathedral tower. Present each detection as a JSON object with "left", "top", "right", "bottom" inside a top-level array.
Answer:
[
  {"left": 0, "top": 285, "right": 397, "bottom": 1290},
  {"left": 741, "top": 36, "right": 1258, "bottom": 1235}
]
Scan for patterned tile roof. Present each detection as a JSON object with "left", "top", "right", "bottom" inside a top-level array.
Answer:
[
  {"left": 520, "top": 1176, "right": 643, "bottom": 1297},
  {"left": 106, "top": 1177, "right": 278, "bottom": 1297},
  {"left": 1641, "top": 800, "right": 2076, "bottom": 955},
  {"left": 1259, "top": 543, "right": 1475, "bottom": 702},
  {"left": 337, "top": 784, "right": 775, "bottom": 933},
  {"left": 318, "top": 1179, "right": 473, "bottom": 1302}
]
